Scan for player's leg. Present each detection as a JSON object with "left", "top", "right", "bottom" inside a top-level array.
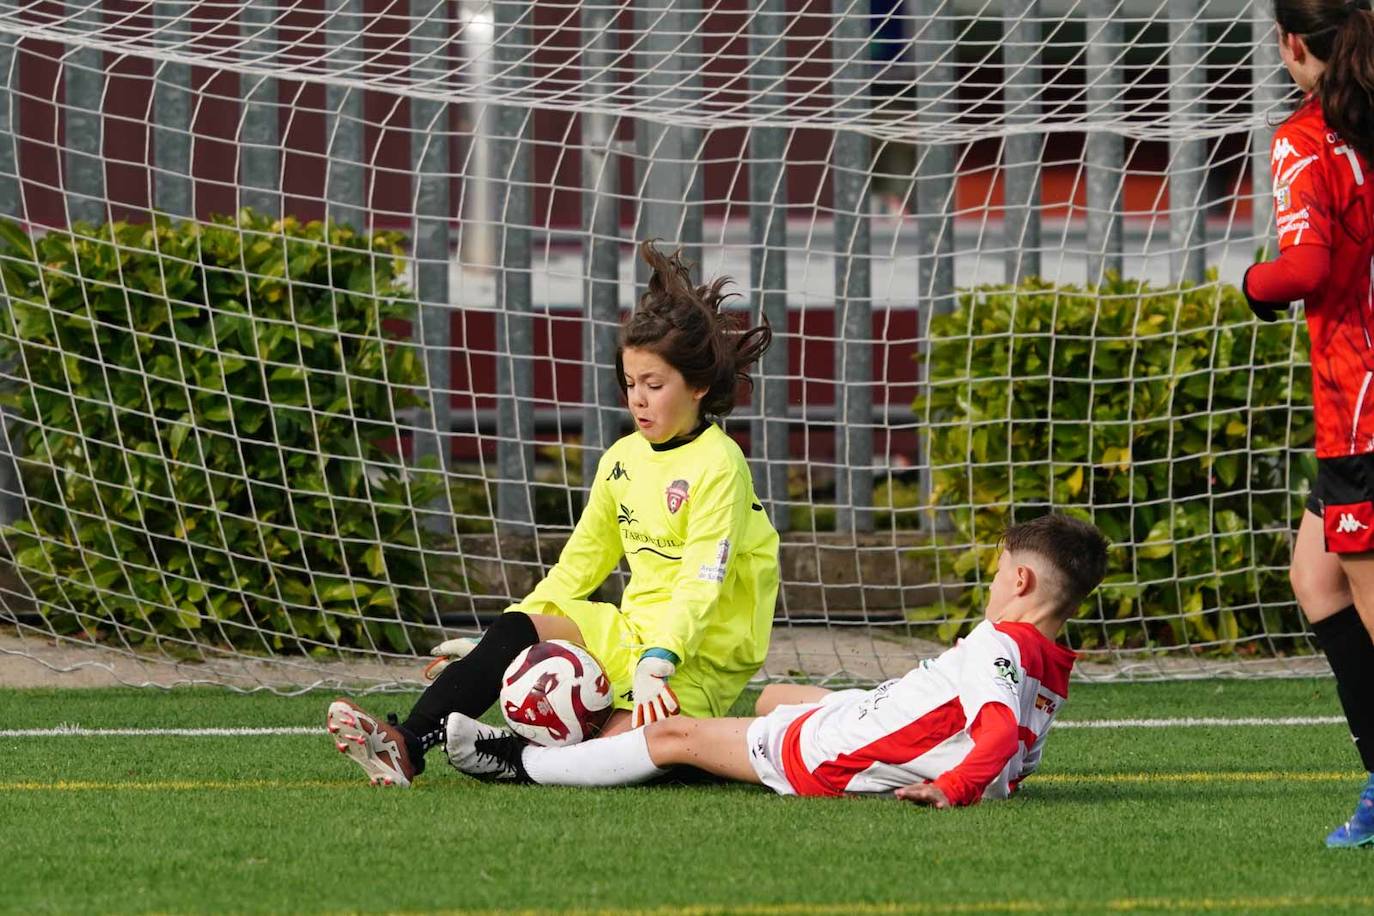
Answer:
[
  {"left": 1302, "top": 469, "right": 1374, "bottom": 847},
  {"left": 755, "top": 684, "right": 833, "bottom": 716},
  {"left": 444, "top": 712, "right": 761, "bottom": 787},
  {"left": 328, "top": 610, "right": 559, "bottom": 784},
  {"left": 1325, "top": 547, "right": 1374, "bottom": 848}
]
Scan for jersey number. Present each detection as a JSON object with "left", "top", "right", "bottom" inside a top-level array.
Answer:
[{"left": 1336, "top": 144, "right": 1366, "bottom": 186}]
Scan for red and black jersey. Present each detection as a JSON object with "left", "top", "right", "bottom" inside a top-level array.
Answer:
[{"left": 1270, "top": 96, "right": 1374, "bottom": 458}]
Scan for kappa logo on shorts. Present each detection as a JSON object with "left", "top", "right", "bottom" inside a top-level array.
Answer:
[{"left": 1337, "top": 512, "right": 1370, "bottom": 533}]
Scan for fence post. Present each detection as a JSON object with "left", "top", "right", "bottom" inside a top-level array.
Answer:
[
  {"left": 833, "top": 0, "right": 873, "bottom": 535},
  {"left": 240, "top": 0, "right": 280, "bottom": 218},
  {"left": 634, "top": 0, "right": 702, "bottom": 281},
  {"left": 411, "top": 0, "right": 455, "bottom": 532},
  {"left": 749, "top": 0, "right": 791, "bottom": 535},
  {"left": 0, "top": 13, "right": 19, "bottom": 525},
  {"left": 64, "top": 0, "right": 105, "bottom": 227},
  {"left": 325, "top": 0, "right": 366, "bottom": 232},
  {"left": 1085, "top": 0, "right": 1124, "bottom": 285},
  {"left": 1168, "top": 0, "right": 1207, "bottom": 285},
  {"left": 1003, "top": 1, "right": 1042, "bottom": 284},
  {"left": 494, "top": 0, "right": 534, "bottom": 534},
  {"left": 914, "top": 0, "right": 955, "bottom": 527},
  {"left": 1251, "top": 5, "right": 1282, "bottom": 257},
  {"left": 581, "top": 1, "right": 623, "bottom": 490}
]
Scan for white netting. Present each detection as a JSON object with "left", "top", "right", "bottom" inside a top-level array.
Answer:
[{"left": 0, "top": 0, "right": 1329, "bottom": 691}]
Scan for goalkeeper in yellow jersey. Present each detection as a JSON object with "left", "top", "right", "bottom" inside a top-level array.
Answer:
[{"left": 326, "top": 240, "right": 779, "bottom": 786}]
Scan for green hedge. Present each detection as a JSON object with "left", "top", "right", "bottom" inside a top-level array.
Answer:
[
  {"left": 914, "top": 275, "right": 1314, "bottom": 654},
  {"left": 0, "top": 211, "right": 444, "bottom": 653}
]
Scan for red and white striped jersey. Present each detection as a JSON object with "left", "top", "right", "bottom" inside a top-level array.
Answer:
[{"left": 777, "top": 620, "right": 1076, "bottom": 803}]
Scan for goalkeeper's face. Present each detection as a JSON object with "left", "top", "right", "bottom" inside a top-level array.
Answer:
[{"left": 622, "top": 347, "right": 708, "bottom": 443}]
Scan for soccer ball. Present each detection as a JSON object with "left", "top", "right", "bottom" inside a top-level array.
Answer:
[{"left": 499, "top": 640, "right": 614, "bottom": 746}]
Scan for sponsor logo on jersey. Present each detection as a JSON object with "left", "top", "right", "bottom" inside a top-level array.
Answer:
[
  {"left": 665, "top": 479, "right": 690, "bottom": 514},
  {"left": 994, "top": 657, "right": 1021, "bottom": 687},
  {"left": 623, "top": 528, "right": 683, "bottom": 550},
  {"left": 1035, "top": 693, "right": 1058, "bottom": 715},
  {"left": 617, "top": 504, "right": 637, "bottom": 526},
  {"left": 1275, "top": 183, "right": 1291, "bottom": 212},
  {"left": 606, "top": 461, "right": 631, "bottom": 481},
  {"left": 696, "top": 537, "right": 732, "bottom": 583},
  {"left": 1337, "top": 512, "right": 1370, "bottom": 533}
]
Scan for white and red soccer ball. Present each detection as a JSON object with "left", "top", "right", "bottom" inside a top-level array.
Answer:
[{"left": 499, "top": 640, "right": 613, "bottom": 747}]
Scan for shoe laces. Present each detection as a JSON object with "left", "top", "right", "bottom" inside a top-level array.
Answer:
[{"left": 472, "top": 733, "right": 529, "bottom": 781}]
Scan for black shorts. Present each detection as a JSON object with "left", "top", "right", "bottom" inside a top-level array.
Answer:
[{"left": 1309, "top": 453, "right": 1374, "bottom": 553}]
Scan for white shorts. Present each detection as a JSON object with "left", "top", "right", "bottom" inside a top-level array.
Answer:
[{"left": 745, "top": 689, "right": 868, "bottom": 796}]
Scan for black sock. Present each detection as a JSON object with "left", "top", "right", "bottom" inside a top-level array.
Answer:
[
  {"left": 1310, "top": 605, "right": 1374, "bottom": 772},
  {"left": 401, "top": 612, "right": 539, "bottom": 754}
]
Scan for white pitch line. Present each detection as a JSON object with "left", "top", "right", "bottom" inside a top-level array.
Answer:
[
  {"left": 0, "top": 716, "right": 1349, "bottom": 738},
  {"left": 0, "top": 726, "right": 321, "bottom": 737},
  {"left": 1053, "top": 716, "right": 1345, "bottom": 729}
]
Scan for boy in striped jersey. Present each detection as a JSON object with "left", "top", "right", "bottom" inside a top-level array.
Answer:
[{"left": 444, "top": 514, "right": 1108, "bottom": 807}]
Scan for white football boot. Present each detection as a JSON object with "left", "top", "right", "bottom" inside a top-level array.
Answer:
[
  {"left": 326, "top": 699, "right": 418, "bottom": 788},
  {"left": 444, "top": 712, "right": 529, "bottom": 781}
]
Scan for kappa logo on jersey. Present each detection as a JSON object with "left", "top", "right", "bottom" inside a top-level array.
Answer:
[
  {"left": 618, "top": 503, "right": 637, "bottom": 526},
  {"left": 1272, "top": 136, "right": 1299, "bottom": 166},
  {"left": 993, "top": 657, "right": 1021, "bottom": 688},
  {"left": 1337, "top": 512, "right": 1370, "bottom": 533},
  {"left": 1034, "top": 693, "right": 1058, "bottom": 715},
  {"left": 606, "top": 461, "right": 631, "bottom": 481},
  {"left": 665, "top": 479, "right": 690, "bottom": 514}
]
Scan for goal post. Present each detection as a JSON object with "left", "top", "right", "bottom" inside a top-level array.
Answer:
[{"left": 0, "top": 0, "right": 1327, "bottom": 690}]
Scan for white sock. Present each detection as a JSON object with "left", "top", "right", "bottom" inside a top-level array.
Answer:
[{"left": 521, "top": 728, "right": 667, "bottom": 787}]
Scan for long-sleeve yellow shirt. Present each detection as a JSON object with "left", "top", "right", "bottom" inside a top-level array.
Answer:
[{"left": 513, "top": 423, "right": 779, "bottom": 711}]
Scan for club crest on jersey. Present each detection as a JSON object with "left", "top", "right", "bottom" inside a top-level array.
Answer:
[
  {"left": 665, "top": 479, "right": 690, "bottom": 514},
  {"left": 994, "top": 657, "right": 1021, "bottom": 687},
  {"left": 1274, "top": 183, "right": 1291, "bottom": 212}
]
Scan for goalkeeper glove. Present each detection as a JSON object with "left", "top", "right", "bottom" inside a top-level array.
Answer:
[
  {"left": 422, "top": 636, "right": 480, "bottom": 681},
  {"left": 632, "top": 648, "right": 681, "bottom": 728},
  {"left": 1242, "top": 264, "right": 1289, "bottom": 323}
]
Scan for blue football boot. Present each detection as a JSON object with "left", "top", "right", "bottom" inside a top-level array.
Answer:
[{"left": 1325, "top": 776, "right": 1374, "bottom": 849}]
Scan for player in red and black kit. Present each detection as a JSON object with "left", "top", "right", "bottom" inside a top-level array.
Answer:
[{"left": 1243, "top": 0, "right": 1374, "bottom": 848}]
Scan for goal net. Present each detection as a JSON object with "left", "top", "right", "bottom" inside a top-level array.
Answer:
[{"left": 0, "top": 0, "right": 1325, "bottom": 691}]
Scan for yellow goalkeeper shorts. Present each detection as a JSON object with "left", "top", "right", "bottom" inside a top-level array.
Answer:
[{"left": 504, "top": 600, "right": 723, "bottom": 718}]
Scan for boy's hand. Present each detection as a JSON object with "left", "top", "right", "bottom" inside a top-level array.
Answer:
[{"left": 895, "top": 783, "right": 950, "bottom": 809}]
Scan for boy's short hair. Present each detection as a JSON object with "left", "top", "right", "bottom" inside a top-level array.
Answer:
[{"left": 1002, "top": 514, "right": 1109, "bottom": 617}]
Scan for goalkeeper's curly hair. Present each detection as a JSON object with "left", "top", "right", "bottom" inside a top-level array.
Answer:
[{"left": 616, "top": 240, "right": 772, "bottom": 420}]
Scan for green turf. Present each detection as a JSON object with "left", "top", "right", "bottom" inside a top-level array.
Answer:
[{"left": 2, "top": 679, "right": 1371, "bottom": 914}]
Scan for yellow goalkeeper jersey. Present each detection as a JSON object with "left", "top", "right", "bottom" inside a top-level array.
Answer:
[{"left": 512, "top": 423, "right": 779, "bottom": 715}]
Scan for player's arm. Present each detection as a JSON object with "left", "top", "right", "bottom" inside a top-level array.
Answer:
[
  {"left": 514, "top": 457, "right": 624, "bottom": 610},
  {"left": 1244, "top": 125, "right": 1331, "bottom": 321},
  {"left": 897, "top": 626, "right": 1024, "bottom": 807},
  {"left": 631, "top": 464, "right": 752, "bottom": 726}
]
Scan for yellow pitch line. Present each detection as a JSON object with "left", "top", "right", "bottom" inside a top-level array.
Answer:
[
  {"left": 1037, "top": 770, "right": 1357, "bottom": 785},
  {"left": 367, "top": 896, "right": 1374, "bottom": 916},
  {"left": 0, "top": 771, "right": 1362, "bottom": 793}
]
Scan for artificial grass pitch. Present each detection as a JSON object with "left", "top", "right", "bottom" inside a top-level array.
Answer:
[{"left": 2, "top": 679, "right": 1371, "bottom": 914}]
